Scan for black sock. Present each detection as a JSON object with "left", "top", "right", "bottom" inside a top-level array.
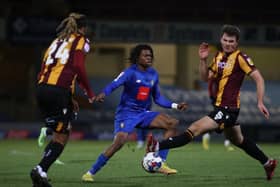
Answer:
[
  {"left": 159, "top": 129, "right": 194, "bottom": 150},
  {"left": 46, "top": 128, "right": 53, "bottom": 136},
  {"left": 39, "top": 141, "right": 64, "bottom": 172},
  {"left": 236, "top": 138, "right": 268, "bottom": 165}
]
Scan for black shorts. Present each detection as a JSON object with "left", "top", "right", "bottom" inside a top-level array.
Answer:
[
  {"left": 36, "top": 84, "right": 73, "bottom": 133},
  {"left": 208, "top": 106, "right": 239, "bottom": 128}
]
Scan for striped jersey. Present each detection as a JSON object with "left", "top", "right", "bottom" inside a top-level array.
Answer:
[
  {"left": 209, "top": 49, "right": 256, "bottom": 108},
  {"left": 37, "top": 33, "right": 94, "bottom": 97}
]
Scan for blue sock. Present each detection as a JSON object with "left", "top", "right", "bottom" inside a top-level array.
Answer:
[
  {"left": 89, "top": 153, "right": 109, "bottom": 175},
  {"left": 158, "top": 149, "right": 169, "bottom": 161}
]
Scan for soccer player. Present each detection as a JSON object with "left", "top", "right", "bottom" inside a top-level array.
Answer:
[
  {"left": 146, "top": 25, "right": 277, "bottom": 180},
  {"left": 202, "top": 78, "right": 234, "bottom": 151},
  {"left": 82, "top": 44, "right": 187, "bottom": 182},
  {"left": 30, "top": 13, "right": 95, "bottom": 187}
]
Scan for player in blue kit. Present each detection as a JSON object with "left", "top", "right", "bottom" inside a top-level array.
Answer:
[{"left": 82, "top": 44, "right": 187, "bottom": 182}]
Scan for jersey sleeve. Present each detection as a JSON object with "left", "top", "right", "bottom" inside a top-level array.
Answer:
[
  {"left": 75, "top": 36, "right": 90, "bottom": 53},
  {"left": 238, "top": 53, "right": 256, "bottom": 74},
  {"left": 208, "top": 52, "right": 219, "bottom": 73},
  {"left": 74, "top": 50, "right": 95, "bottom": 98},
  {"left": 103, "top": 69, "right": 130, "bottom": 96},
  {"left": 74, "top": 36, "right": 94, "bottom": 98}
]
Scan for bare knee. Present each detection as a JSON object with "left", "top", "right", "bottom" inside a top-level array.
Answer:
[
  {"left": 104, "top": 133, "right": 128, "bottom": 158},
  {"left": 111, "top": 133, "right": 128, "bottom": 151},
  {"left": 115, "top": 133, "right": 128, "bottom": 146}
]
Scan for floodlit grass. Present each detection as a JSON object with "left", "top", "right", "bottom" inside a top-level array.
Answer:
[{"left": 0, "top": 139, "right": 279, "bottom": 187}]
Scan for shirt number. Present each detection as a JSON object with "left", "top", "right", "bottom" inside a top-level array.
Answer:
[
  {"left": 214, "top": 111, "right": 223, "bottom": 120},
  {"left": 46, "top": 41, "right": 70, "bottom": 65}
]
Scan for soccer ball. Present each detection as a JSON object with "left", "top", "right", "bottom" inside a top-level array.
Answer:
[{"left": 142, "top": 152, "right": 163, "bottom": 173}]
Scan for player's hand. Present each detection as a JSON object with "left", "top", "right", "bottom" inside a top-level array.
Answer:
[
  {"left": 199, "top": 42, "right": 209, "bottom": 61},
  {"left": 72, "top": 97, "right": 79, "bottom": 112},
  {"left": 88, "top": 96, "right": 96, "bottom": 104},
  {"left": 258, "top": 103, "right": 270, "bottom": 119},
  {"left": 95, "top": 93, "right": 106, "bottom": 102},
  {"left": 177, "top": 102, "right": 188, "bottom": 111}
]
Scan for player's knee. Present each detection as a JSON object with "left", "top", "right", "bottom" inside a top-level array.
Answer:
[
  {"left": 118, "top": 138, "right": 127, "bottom": 146},
  {"left": 114, "top": 133, "right": 128, "bottom": 145},
  {"left": 112, "top": 139, "right": 126, "bottom": 151}
]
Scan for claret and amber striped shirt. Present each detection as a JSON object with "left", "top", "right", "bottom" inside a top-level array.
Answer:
[
  {"left": 209, "top": 49, "right": 256, "bottom": 109},
  {"left": 38, "top": 33, "right": 94, "bottom": 98}
]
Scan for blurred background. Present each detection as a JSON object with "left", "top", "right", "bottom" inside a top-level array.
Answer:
[{"left": 0, "top": 0, "right": 279, "bottom": 142}]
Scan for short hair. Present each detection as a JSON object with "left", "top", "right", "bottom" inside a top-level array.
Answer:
[
  {"left": 56, "top": 12, "right": 87, "bottom": 40},
  {"left": 129, "top": 44, "right": 154, "bottom": 64},
  {"left": 221, "top": 24, "right": 241, "bottom": 41}
]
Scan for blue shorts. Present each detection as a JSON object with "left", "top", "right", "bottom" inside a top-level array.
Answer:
[{"left": 114, "top": 111, "right": 160, "bottom": 134}]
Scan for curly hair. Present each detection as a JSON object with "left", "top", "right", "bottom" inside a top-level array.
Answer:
[
  {"left": 129, "top": 44, "right": 154, "bottom": 64},
  {"left": 56, "top": 12, "right": 87, "bottom": 40}
]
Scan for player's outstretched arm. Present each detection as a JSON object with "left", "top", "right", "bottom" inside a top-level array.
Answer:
[{"left": 198, "top": 42, "right": 210, "bottom": 82}]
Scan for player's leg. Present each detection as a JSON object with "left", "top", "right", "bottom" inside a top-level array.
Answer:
[
  {"left": 31, "top": 125, "right": 69, "bottom": 186},
  {"left": 146, "top": 113, "right": 179, "bottom": 174},
  {"left": 202, "top": 132, "right": 210, "bottom": 150},
  {"left": 224, "top": 139, "right": 234, "bottom": 151},
  {"left": 148, "top": 113, "right": 178, "bottom": 158},
  {"left": 38, "top": 127, "right": 48, "bottom": 147},
  {"left": 54, "top": 158, "right": 65, "bottom": 165},
  {"left": 147, "top": 116, "right": 218, "bottom": 153},
  {"left": 82, "top": 131, "right": 129, "bottom": 182},
  {"left": 40, "top": 131, "right": 68, "bottom": 169},
  {"left": 224, "top": 125, "right": 277, "bottom": 180},
  {"left": 38, "top": 127, "right": 65, "bottom": 164},
  {"left": 31, "top": 85, "right": 72, "bottom": 186},
  {"left": 38, "top": 127, "right": 54, "bottom": 147}
]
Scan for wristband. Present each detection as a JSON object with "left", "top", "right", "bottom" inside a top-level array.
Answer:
[{"left": 171, "top": 103, "right": 178, "bottom": 109}]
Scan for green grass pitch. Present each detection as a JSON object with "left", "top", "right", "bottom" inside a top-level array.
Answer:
[{"left": 0, "top": 139, "right": 279, "bottom": 187}]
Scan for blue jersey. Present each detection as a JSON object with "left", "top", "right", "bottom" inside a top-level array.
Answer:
[{"left": 103, "top": 64, "right": 173, "bottom": 116}]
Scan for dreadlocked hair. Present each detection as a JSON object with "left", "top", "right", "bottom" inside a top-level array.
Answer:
[
  {"left": 129, "top": 44, "right": 153, "bottom": 64},
  {"left": 56, "top": 12, "right": 87, "bottom": 40}
]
